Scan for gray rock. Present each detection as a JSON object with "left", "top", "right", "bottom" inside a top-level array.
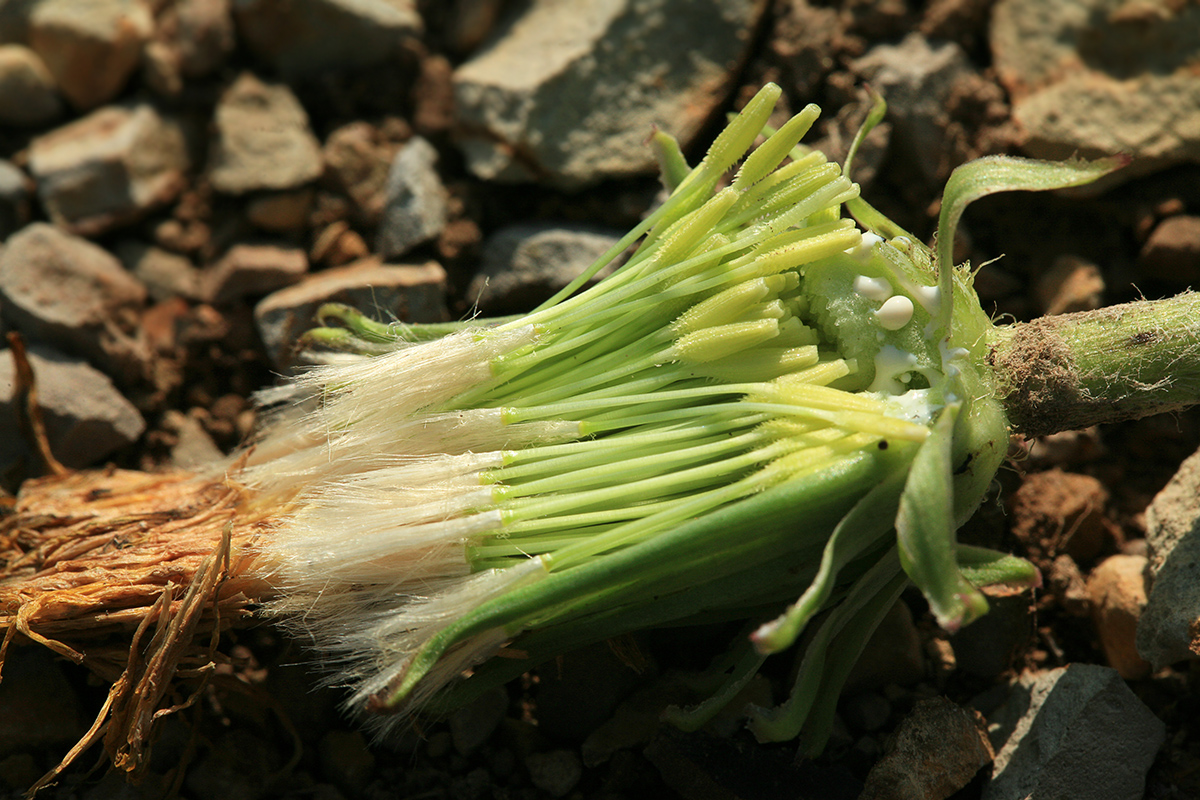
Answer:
[
  {"left": 0, "top": 44, "right": 62, "bottom": 126},
  {"left": 1140, "top": 215, "right": 1200, "bottom": 284},
  {"left": 207, "top": 72, "right": 324, "bottom": 195},
  {"left": 232, "top": 0, "right": 422, "bottom": 78},
  {"left": 0, "top": 343, "right": 146, "bottom": 469},
  {"left": 323, "top": 121, "right": 398, "bottom": 226},
  {"left": 317, "top": 730, "right": 375, "bottom": 799},
  {"left": 844, "top": 597, "right": 925, "bottom": 693},
  {"left": 524, "top": 750, "right": 582, "bottom": 799},
  {"left": 445, "top": 0, "right": 506, "bottom": 56},
  {"left": 143, "top": 0, "right": 236, "bottom": 95},
  {"left": 852, "top": 32, "right": 978, "bottom": 186},
  {"left": 26, "top": 0, "right": 153, "bottom": 110},
  {"left": 983, "top": 664, "right": 1164, "bottom": 800},
  {"left": 28, "top": 103, "right": 190, "bottom": 236},
  {"left": 375, "top": 136, "right": 448, "bottom": 258},
  {"left": 254, "top": 257, "right": 447, "bottom": 366},
  {"left": 1137, "top": 443, "right": 1200, "bottom": 667},
  {"left": 162, "top": 409, "right": 224, "bottom": 468},
  {"left": 117, "top": 240, "right": 205, "bottom": 301},
  {"left": 202, "top": 243, "right": 308, "bottom": 304},
  {"left": 860, "top": 697, "right": 992, "bottom": 800},
  {"left": 245, "top": 188, "right": 314, "bottom": 232},
  {"left": 0, "top": 223, "right": 149, "bottom": 376},
  {"left": 949, "top": 594, "right": 1032, "bottom": 680},
  {"left": 0, "top": 159, "right": 31, "bottom": 240},
  {"left": 184, "top": 729, "right": 274, "bottom": 800},
  {"left": 991, "top": 0, "right": 1200, "bottom": 174},
  {"left": 467, "top": 222, "right": 622, "bottom": 315},
  {"left": 0, "top": 648, "right": 85, "bottom": 756},
  {"left": 452, "top": 0, "right": 767, "bottom": 188},
  {"left": 449, "top": 686, "right": 508, "bottom": 756}
]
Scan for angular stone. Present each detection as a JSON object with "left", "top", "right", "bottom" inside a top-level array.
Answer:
[
  {"left": 860, "top": 697, "right": 993, "bottom": 800},
  {"left": 143, "top": 0, "right": 235, "bottom": 95},
  {"left": 254, "top": 258, "right": 447, "bottom": 366},
  {"left": 1035, "top": 254, "right": 1104, "bottom": 315},
  {"left": 376, "top": 136, "right": 448, "bottom": 258},
  {"left": 203, "top": 243, "right": 308, "bottom": 304},
  {"left": 524, "top": 750, "right": 582, "bottom": 799},
  {"left": 0, "top": 159, "right": 31, "bottom": 240},
  {"left": 844, "top": 598, "right": 925, "bottom": 693},
  {"left": 1088, "top": 554, "right": 1151, "bottom": 680},
  {"left": 452, "top": 0, "right": 767, "bottom": 188},
  {"left": 449, "top": 686, "right": 508, "bottom": 756},
  {"left": 984, "top": 664, "right": 1164, "bottom": 800},
  {"left": 852, "top": 32, "right": 979, "bottom": 186},
  {"left": 0, "top": 223, "right": 149, "bottom": 376},
  {"left": 117, "top": 240, "right": 205, "bottom": 301},
  {"left": 245, "top": 188, "right": 314, "bottom": 232},
  {"left": 162, "top": 409, "right": 224, "bottom": 469},
  {"left": 0, "top": 343, "right": 146, "bottom": 470},
  {"left": 207, "top": 72, "right": 323, "bottom": 194},
  {"left": 467, "top": 222, "right": 622, "bottom": 316},
  {"left": 1138, "top": 444, "right": 1200, "bottom": 667},
  {"left": 317, "top": 730, "right": 375, "bottom": 799},
  {"left": 28, "top": 102, "right": 190, "bottom": 235},
  {"left": 26, "top": 0, "right": 153, "bottom": 110},
  {"left": 0, "top": 44, "right": 62, "bottom": 126},
  {"left": 232, "top": 0, "right": 422, "bottom": 78},
  {"left": 991, "top": 0, "right": 1200, "bottom": 174},
  {"left": 1140, "top": 215, "right": 1200, "bottom": 284},
  {"left": 0, "top": 648, "right": 85, "bottom": 756},
  {"left": 322, "top": 121, "right": 399, "bottom": 226}
]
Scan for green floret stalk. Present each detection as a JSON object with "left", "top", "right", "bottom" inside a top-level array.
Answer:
[{"left": 247, "top": 84, "right": 1165, "bottom": 750}]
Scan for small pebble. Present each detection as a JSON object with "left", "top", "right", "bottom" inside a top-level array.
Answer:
[
  {"left": 524, "top": 749, "right": 583, "bottom": 798},
  {"left": 1088, "top": 554, "right": 1152, "bottom": 679}
]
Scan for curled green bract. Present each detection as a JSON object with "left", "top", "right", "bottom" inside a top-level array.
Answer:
[{"left": 248, "top": 84, "right": 1113, "bottom": 746}]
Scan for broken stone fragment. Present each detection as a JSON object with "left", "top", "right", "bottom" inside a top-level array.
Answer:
[
  {"left": 232, "top": 0, "right": 423, "bottom": 79},
  {"left": 202, "top": 243, "right": 308, "bottom": 304},
  {"left": 467, "top": 222, "right": 623, "bottom": 316},
  {"left": 0, "top": 343, "right": 146, "bottom": 472},
  {"left": 207, "top": 72, "right": 323, "bottom": 195},
  {"left": 1087, "top": 554, "right": 1151, "bottom": 680},
  {"left": 851, "top": 32, "right": 982, "bottom": 186},
  {"left": 0, "top": 223, "right": 150, "bottom": 379},
  {"left": 983, "top": 664, "right": 1164, "bottom": 800},
  {"left": 0, "top": 159, "right": 32, "bottom": 240},
  {"left": 142, "top": 0, "right": 235, "bottom": 95},
  {"left": 1140, "top": 215, "right": 1200, "bottom": 285},
  {"left": 859, "top": 697, "right": 993, "bottom": 800},
  {"left": 25, "top": 0, "right": 153, "bottom": 111},
  {"left": 375, "top": 136, "right": 448, "bottom": 259},
  {"left": 117, "top": 241, "right": 205, "bottom": 302},
  {"left": 452, "top": 0, "right": 767, "bottom": 188},
  {"left": 0, "top": 44, "right": 62, "bottom": 126},
  {"left": 1137, "top": 443, "right": 1200, "bottom": 667},
  {"left": 991, "top": 0, "right": 1200, "bottom": 177},
  {"left": 28, "top": 103, "right": 190, "bottom": 236},
  {"left": 253, "top": 258, "right": 447, "bottom": 367}
]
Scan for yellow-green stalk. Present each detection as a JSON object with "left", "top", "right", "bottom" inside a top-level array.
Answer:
[{"left": 245, "top": 84, "right": 1126, "bottom": 751}]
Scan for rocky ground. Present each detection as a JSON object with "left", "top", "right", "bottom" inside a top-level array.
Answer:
[{"left": 2, "top": 0, "right": 1200, "bottom": 798}]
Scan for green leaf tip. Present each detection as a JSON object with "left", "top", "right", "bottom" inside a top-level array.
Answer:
[{"left": 932, "top": 153, "right": 1127, "bottom": 335}]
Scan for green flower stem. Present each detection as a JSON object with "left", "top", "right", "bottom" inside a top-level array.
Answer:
[
  {"left": 988, "top": 292, "right": 1200, "bottom": 437},
  {"left": 382, "top": 451, "right": 889, "bottom": 712}
]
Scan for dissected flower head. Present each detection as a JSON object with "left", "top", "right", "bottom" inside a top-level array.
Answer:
[{"left": 243, "top": 84, "right": 1115, "bottom": 748}]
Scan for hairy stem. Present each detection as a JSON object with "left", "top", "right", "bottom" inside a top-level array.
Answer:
[{"left": 987, "top": 292, "right": 1200, "bottom": 437}]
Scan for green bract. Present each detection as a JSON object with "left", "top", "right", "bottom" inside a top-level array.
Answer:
[{"left": 246, "top": 84, "right": 1114, "bottom": 751}]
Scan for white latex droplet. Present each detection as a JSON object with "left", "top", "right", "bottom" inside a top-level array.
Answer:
[
  {"left": 853, "top": 275, "right": 892, "bottom": 302},
  {"left": 875, "top": 295, "right": 914, "bottom": 331}
]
